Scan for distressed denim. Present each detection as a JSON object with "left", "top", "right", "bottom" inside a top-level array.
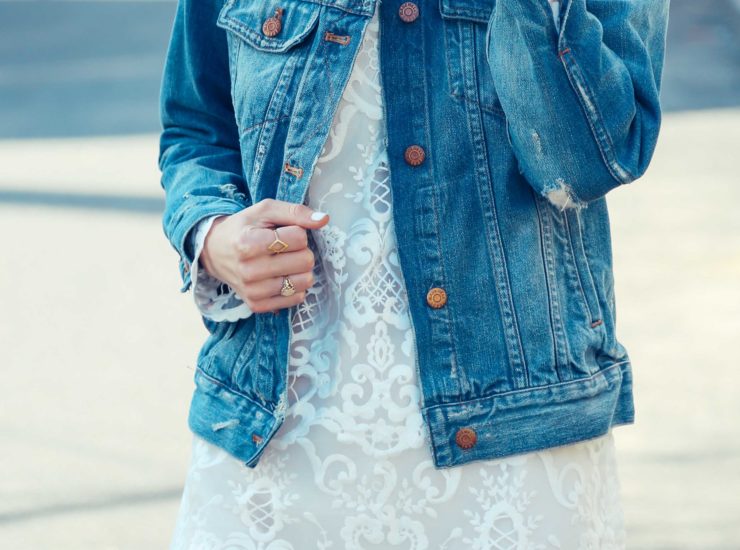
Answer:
[{"left": 158, "top": 0, "right": 670, "bottom": 469}]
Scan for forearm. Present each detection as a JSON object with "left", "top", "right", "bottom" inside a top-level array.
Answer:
[{"left": 488, "top": 0, "right": 670, "bottom": 205}]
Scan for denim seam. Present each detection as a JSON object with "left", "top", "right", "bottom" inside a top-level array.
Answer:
[
  {"left": 423, "top": 359, "right": 630, "bottom": 414},
  {"left": 533, "top": 192, "right": 567, "bottom": 380},
  {"left": 449, "top": 90, "right": 506, "bottom": 118},
  {"left": 420, "top": 7, "right": 462, "bottom": 383},
  {"left": 199, "top": 329, "right": 233, "bottom": 378},
  {"left": 439, "top": 0, "right": 490, "bottom": 23},
  {"left": 442, "top": 17, "right": 460, "bottom": 111},
  {"left": 227, "top": 319, "right": 263, "bottom": 398},
  {"left": 443, "top": 18, "right": 506, "bottom": 119},
  {"left": 195, "top": 366, "right": 277, "bottom": 417},
  {"left": 253, "top": 51, "right": 303, "bottom": 184},
  {"left": 462, "top": 22, "right": 529, "bottom": 388},
  {"left": 229, "top": 32, "right": 241, "bottom": 109},
  {"left": 571, "top": 209, "right": 605, "bottom": 325},
  {"left": 561, "top": 208, "right": 595, "bottom": 323},
  {"left": 301, "top": 0, "right": 374, "bottom": 17},
  {"left": 240, "top": 115, "right": 291, "bottom": 137}
]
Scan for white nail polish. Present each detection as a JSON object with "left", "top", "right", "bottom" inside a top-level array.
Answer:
[{"left": 311, "top": 211, "right": 327, "bottom": 221}]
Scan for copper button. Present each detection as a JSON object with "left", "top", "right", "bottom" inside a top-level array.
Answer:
[
  {"left": 426, "top": 287, "right": 447, "bottom": 308},
  {"left": 262, "top": 7, "right": 284, "bottom": 37},
  {"left": 404, "top": 144, "right": 425, "bottom": 166},
  {"left": 398, "top": 2, "right": 419, "bottom": 23},
  {"left": 455, "top": 427, "right": 477, "bottom": 449}
]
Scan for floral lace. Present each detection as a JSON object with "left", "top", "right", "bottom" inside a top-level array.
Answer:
[{"left": 172, "top": 7, "right": 625, "bottom": 549}]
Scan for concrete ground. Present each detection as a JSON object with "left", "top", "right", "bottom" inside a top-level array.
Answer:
[{"left": 1, "top": 1, "right": 739, "bottom": 549}]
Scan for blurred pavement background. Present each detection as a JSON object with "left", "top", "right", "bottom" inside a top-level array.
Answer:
[{"left": 1, "top": 1, "right": 739, "bottom": 548}]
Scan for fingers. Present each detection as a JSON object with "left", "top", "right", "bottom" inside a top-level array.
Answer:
[
  {"left": 238, "top": 248, "right": 315, "bottom": 283},
  {"left": 248, "top": 198, "right": 330, "bottom": 230},
  {"left": 235, "top": 224, "right": 308, "bottom": 259},
  {"left": 235, "top": 274, "right": 310, "bottom": 313},
  {"left": 242, "top": 290, "right": 308, "bottom": 314},
  {"left": 238, "top": 271, "right": 315, "bottom": 301},
  {"left": 224, "top": 198, "right": 328, "bottom": 314}
]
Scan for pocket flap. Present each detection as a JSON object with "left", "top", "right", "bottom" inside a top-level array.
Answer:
[
  {"left": 217, "top": 0, "right": 321, "bottom": 52},
  {"left": 439, "top": 0, "right": 494, "bottom": 23}
]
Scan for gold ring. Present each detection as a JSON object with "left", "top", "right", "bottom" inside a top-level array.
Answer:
[
  {"left": 279, "top": 275, "right": 296, "bottom": 297},
  {"left": 267, "top": 227, "right": 289, "bottom": 254}
]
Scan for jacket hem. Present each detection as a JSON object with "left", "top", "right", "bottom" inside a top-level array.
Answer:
[
  {"left": 188, "top": 359, "right": 633, "bottom": 470},
  {"left": 187, "top": 368, "right": 281, "bottom": 468},
  {"left": 423, "top": 359, "right": 634, "bottom": 469}
]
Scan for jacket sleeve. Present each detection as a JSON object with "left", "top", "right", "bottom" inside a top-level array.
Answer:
[
  {"left": 158, "top": 0, "right": 251, "bottom": 292},
  {"left": 486, "top": 0, "right": 670, "bottom": 206}
]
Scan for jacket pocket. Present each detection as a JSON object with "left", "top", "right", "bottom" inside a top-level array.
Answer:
[
  {"left": 217, "top": 0, "right": 321, "bottom": 53},
  {"left": 439, "top": 0, "right": 503, "bottom": 117},
  {"left": 216, "top": 0, "right": 322, "bottom": 134}
]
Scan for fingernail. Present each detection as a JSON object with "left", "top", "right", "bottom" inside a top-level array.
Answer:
[{"left": 310, "top": 211, "right": 327, "bottom": 221}]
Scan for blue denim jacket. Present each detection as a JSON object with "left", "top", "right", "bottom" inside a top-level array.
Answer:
[{"left": 158, "top": 0, "right": 669, "bottom": 469}]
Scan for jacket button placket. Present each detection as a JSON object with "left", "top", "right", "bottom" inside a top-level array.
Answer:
[
  {"left": 379, "top": 0, "right": 460, "bottom": 425},
  {"left": 394, "top": 17, "right": 447, "bottom": 317}
]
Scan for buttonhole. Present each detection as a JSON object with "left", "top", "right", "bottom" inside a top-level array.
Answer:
[
  {"left": 284, "top": 163, "right": 304, "bottom": 178},
  {"left": 324, "top": 31, "right": 351, "bottom": 45}
]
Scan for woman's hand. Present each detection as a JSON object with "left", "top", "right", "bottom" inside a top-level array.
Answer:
[{"left": 200, "top": 198, "right": 330, "bottom": 313}]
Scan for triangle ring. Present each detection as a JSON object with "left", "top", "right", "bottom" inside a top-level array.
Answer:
[{"left": 267, "top": 227, "right": 289, "bottom": 254}]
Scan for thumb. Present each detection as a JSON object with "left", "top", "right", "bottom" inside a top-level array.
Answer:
[
  {"left": 300, "top": 206, "right": 331, "bottom": 229},
  {"left": 254, "top": 199, "right": 330, "bottom": 229}
]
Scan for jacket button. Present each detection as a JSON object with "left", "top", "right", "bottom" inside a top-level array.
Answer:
[
  {"left": 398, "top": 2, "right": 419, "bottom": 23},
  {"left": 262, "top": 8, "right": 284, "bottom": 37},
  {"left": 426, "top": 287, "right": 447, "bottom": 308},
  {"left": 404, "top": 145, "right": 425, "bottom": 166},
  {"left": 455, "top": 427, "right": 477, "bottom": 449}
]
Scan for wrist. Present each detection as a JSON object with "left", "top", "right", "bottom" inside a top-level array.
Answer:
[{"left": 200, "top": 215, "right": 228, "bottom": 277}]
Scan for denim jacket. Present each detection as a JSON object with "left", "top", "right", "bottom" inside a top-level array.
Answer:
[{"left": 158, "top": 0, "right": 670, "bottom": 469}]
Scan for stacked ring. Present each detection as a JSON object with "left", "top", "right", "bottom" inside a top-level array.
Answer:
[{"left": 280, "top": 275, "right": 296, "bottom": 297}]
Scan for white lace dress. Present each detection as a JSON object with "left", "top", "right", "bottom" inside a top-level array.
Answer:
[{"left": 170, "top": 6, "right": 626, "bottom": 549}]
